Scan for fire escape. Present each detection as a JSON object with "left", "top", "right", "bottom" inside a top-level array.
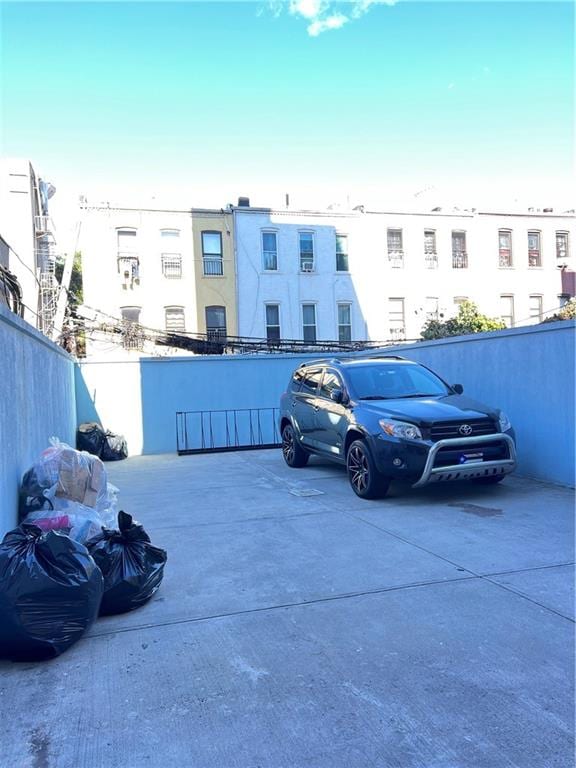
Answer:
[{"left": 34, "top": 214, "right": 59, "bottom": 338}]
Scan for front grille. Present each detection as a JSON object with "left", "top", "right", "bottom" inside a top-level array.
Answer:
[
  {"left": 434, "top": 441, "right": 509, "bottom": 467},
  {"left": 430, "top": 419, "right": 497, "bottom": 442}
]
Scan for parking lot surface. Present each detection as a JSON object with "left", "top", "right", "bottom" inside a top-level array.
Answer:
[{"left": 1, "top": 451, "right": 574, "bottom": 768}]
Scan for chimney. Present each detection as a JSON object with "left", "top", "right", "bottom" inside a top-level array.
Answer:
[{"left": 238, "top": 196, "right": 250, "bottom": 207}]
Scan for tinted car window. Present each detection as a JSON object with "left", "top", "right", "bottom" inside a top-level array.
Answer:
[
  {"left": 319, "top": 371, "right": 343, "bottom": 399},
  {"left": 347, "top": 364, "right": 448, "bottom": 399},
  {"left": 300, "top": 368, "right": 323, "bottom": 395},
  {"left": 291, "top": 368, "right": 305, "bottom": 392}
]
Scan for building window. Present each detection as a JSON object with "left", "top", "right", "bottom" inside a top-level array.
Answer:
[
  {"left": 117, "top": 227, "right": 137, "bottom": 252},
  {"left": 120, "top": 306, "right": 143, "bottom": 350},
  {"left": 500, "top": 295, "right": 515, "bottom": 328},
  {"left": 161, "top": 253, "right": 182, "bottom": 279},
  {"left": 302, "top": 304, "right": 317, "bottom": 342},
  {"left": 528, "top": 231, "right": 541, "bottom": 267},
  {"left": 202, "top": 231, "right": 223, "bottom": 276},
  {"left": 161, "top": 228, "right": 180, "bottom": 239},
  {"left": 265, "top": 304, "right": 280, "bottom": 341},
  {"left": 388, "top": 298, "right": 405, "bottom": 340},
  {"left": 336, "top": 234, "right": 349, "bottom": 271},
  {"left": 205, "top": 305, "right": 226, "bottom": 340},
  {"left": 117, "top": 228, "right": 139, "bottom": 282},
  {"left": 387, "top": 229, "right": 404, "bottom": 267},
  {"left": 556, "top": 231, "right": 569, "bottom": 261},
  {"left": 498, "top": 230, "right": 513, "bottom": 268},
  {"left": 558, "top": 294, "right": 570, "bottom": 308},
  {"left": 529, "top": 294, "right": 543, "bottom": 321},
  {"left": 452, "top": 231, "right": 468, "bottom": 268},
  {"left": 424, "top": 230, "right": 437, "bottom": 268},
  {"left": 299, "top": 233, "right": 314, "bottom": 272},
  {"left": 262, "top": 231, "right": 278, "bottom": 271},
  {"left": 337, "top": 303, "right": 352, "bottom": 342},
  {"left": 425, "top": 296, "right": 439, "bottom": 322},
  {"left": 165, "top": 306, "right": 185, "bottom": 333}
]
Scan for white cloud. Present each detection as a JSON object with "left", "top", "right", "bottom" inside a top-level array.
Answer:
[
  {"left": 308, "top": 12, "right": 349, "bottom": 36},
  {"left": 279, "top": 0, "right": 392, "bottom": 37}
]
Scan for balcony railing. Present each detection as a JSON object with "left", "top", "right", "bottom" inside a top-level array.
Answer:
[
  {"left": 203, "top": 257, "right": 223, "bottom": 276},
  {"left": 388, "top": 250, "right": 404, "bottom": 268},
  {"left": 206, "top": 327, "right": 227, "bottom": 342},
  {"left": 424, "top": 253, "right": 438, "bottom": 269},
  {"left": 452, "top": 251, "right": 468, "bottom": 269},
  {"left": 34, "top": 215, "right": 53, "bottom": 234}
]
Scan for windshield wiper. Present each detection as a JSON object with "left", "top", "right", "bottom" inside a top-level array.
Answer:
[
  {"left": 397, "top": 393, "right": 443, "bottom": 399},
  {"left": 359, "top": 395, "right": 392, "bottom": 400}
]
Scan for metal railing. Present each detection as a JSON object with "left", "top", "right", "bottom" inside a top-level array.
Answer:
[
  {"left": 452, "top": 251, "right": 468, "bottom": 269},
  {"left": 388, "top": 250, "right": 404, "bottom": 268},
  {"left": 424, "top": 253, "right": 438, "bottom": 268},
  {"left": 176, "top": 407, "right": 281, "bottom": 454},
  {"left": 203, "top": 257, "right": 224, "bottom": 276}
]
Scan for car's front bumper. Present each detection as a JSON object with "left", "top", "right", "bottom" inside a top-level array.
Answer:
[
  {"left": 412, "top": 434, "right": 517, "bottom": 487},
  {"left": 369, "top": 432, "right": 516, "bottom": 486}
]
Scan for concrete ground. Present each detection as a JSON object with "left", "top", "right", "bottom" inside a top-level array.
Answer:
[{"left": 1, "top": 451, "right": 574, "bottom": 768}]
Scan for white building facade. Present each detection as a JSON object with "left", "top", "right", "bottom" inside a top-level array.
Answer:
[
  {"left": 80, "top": 204, "right": 197, "bottom": 358},
  {"left": 233, "top": 205, "right": 575, "bottom": 343},
  {"left": 0, "top": 158, "right": 59, "bottom": 333}
]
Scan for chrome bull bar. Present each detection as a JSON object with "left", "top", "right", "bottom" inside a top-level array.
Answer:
[{"left": 412, "top": 434, "right": 516, "bottom": 488}]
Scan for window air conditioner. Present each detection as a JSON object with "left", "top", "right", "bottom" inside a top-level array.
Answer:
[{"left": 302, "top": 262, "right": 314, "bottom": 273}]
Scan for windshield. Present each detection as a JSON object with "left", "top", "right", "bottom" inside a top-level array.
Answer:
[{"left": 346, "top": 363, "right": 450, "bottom": 400}]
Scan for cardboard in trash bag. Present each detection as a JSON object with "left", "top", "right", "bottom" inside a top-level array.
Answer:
[
  {"left": 86, "top": 511, "right": 167, "bottom": 615},
  {"left": 0, "top": 525, "right": 103, "bottom": 661}
]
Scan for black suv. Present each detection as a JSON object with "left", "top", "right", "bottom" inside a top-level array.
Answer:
[{"left": 279, "top": 356, "right": 516, "bottom": 499}]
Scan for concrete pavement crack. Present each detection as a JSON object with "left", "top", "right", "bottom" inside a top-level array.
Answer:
[{"left": 343, "top": 511, "right": 575, "bottom": 624}]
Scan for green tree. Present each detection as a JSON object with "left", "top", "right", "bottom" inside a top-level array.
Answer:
[
  {"left": 421, "top": 300, "right": 506, "bottom": 340},
  {"left": 55, "top": 251, "right": 85, "bottom": 356},
  {"left": 541, "top": 298, "right": 576, "bottom": 323}
]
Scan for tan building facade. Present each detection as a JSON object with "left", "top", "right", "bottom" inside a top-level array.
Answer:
[{"left": 191, "top": 209, "right": 237, "bottom": 339}]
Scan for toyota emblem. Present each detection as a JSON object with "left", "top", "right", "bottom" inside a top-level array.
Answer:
[{"left": 459, "top": 424, "right": 473, "bottom": 436}]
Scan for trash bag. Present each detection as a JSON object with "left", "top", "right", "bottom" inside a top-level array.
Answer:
[
  {"left": 76, "top": 422, "right": 107, "bottom": 458},
  {"left": 86, "top": 511, "right": 167, "bottom": 616},
  {"left": 20, "top": 438, "right": 108, "bottom": 510},
  {"left": 0, "top": 525, "right": 103, "bottom": 661},
  {"left": 19, "top": 439, "right": 118, "bottom": 539},
  {"left": 101, "top": 431, "right": 128, "bottom": 462}
]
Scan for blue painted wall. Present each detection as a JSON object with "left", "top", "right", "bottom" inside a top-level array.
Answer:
[
  {"left": 0, "top": 305, "right": 76, "bottom": 536},
  {"left": 77, "top": 320, "right": 575, "bottom": 487}
]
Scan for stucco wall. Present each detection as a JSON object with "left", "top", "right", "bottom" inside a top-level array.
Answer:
[
  {"left": 0, "top": 304, "right": 76, "bottom": 536},
  {"left": 77, "top": 320, "right": 575, "bottom": 487}
]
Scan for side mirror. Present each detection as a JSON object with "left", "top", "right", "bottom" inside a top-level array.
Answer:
[
  {"left": 330, "top": 388, "right": 344, "bottom": 404},
  {"left": 452, "top": 384, "right": 464, "bottom": 395}
]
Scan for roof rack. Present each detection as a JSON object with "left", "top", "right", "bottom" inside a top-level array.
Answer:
[
  {"left": 298, "top": 357, "right": 342, "bottom": 368},
  {"left": 361, "top": 354, "right": 407, "bottom": 361}
]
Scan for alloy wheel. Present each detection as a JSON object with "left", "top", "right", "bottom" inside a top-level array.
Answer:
[{"left": 348, "top": 444, "right": 369, "bottom": 493}]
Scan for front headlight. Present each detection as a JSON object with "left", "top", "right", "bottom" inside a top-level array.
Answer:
[
  {"left": 379, "top": 419, "right": 423, "bottom": 440},
  {"left": 498, "top": 412, "right": 512, "bottom": 432}
]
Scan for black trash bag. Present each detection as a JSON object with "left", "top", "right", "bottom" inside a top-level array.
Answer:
[
  {"left": 77, "top": 422, "right": 107, "bottom": 458},
  {"left": 101, "top": 431, "right": 128, "bottom": 462},
  {"left": 0, "top": 525, "right": 103, "bottom": 661},
  {"left": 86, "top": 511, "right": 166, "bottom": 615}
]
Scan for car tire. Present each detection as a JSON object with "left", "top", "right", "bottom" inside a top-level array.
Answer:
[
  {"left": 474, "top": 474, "right": 506, "bottom": 485},
  {"left": 281, "top": 423, "right": 309, "bottom": 468},
  {"left": 346, "top": 440, "right": 390, "bottom": 499}
]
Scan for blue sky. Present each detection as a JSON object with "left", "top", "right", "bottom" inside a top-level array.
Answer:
[{"left": 1, "top": 1, "right": 573, "bottom": 209}]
